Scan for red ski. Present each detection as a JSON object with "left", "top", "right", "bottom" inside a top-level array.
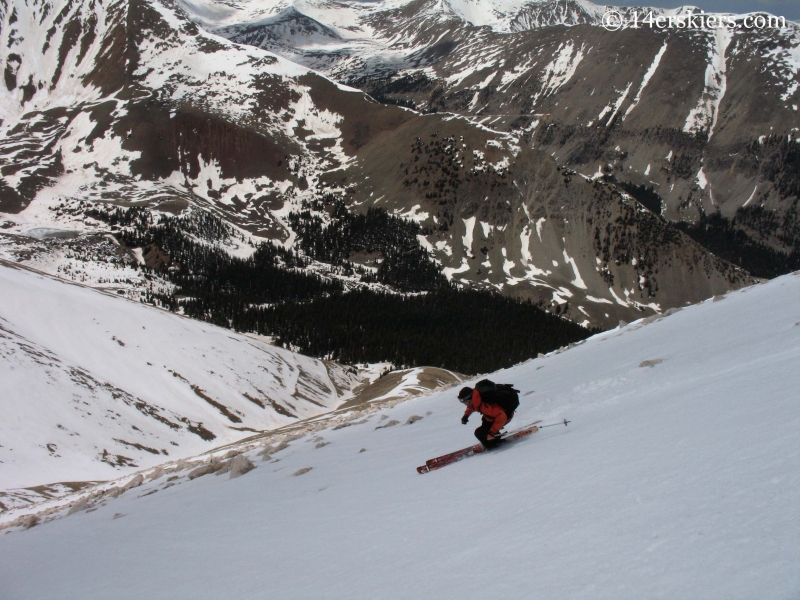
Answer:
[{"left": 417, "top": 421, "right": 542, "bottom": 474}]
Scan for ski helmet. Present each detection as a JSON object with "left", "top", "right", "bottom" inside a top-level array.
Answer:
[{"left": 457, "top": 387, "right": 473, "bottom": 403}]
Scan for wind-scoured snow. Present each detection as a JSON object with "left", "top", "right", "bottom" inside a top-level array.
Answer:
[{"left": 2, "top": 271, "right": 799, "bottom": 599}]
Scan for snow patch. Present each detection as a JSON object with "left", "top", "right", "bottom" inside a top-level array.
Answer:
[
  {"left": 562, "top": 249, "right": 587, "bottom": 290},
  {"left": 461, "top": 216, "right": 476, "bottom": 253},
  {"left": 684, "top": 28, "right": 733, "bottom": 139},
  {"left": 697, "top": 168, "right": 708, "bottom": 190},
  {"left": 624, "top": 43, "right": 668, "bottom": 120}
]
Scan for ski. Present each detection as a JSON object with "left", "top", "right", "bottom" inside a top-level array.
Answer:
[
  {"left": 417, "top": 420, "right": 543, "bottom": 474},
  {"left": 421, "top": 419, "right": 543, "bottom": 469}
]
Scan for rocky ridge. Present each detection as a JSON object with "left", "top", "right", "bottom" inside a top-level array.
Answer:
[{"left": 0, "top": 0, "right": 766, "bottom": 328}]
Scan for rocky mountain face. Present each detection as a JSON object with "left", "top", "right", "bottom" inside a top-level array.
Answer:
[
  {"left": 207, "top": 0, "right": 800, "bottom": 244},
  {"left": 0, "top": 0, "right": 356, "bottom": 235},
  {"left": 0, "top": 0, "right": 773, "bottom": 331}
]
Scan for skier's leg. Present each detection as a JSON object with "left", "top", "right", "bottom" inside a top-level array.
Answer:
[{"left": 474, "top": 419, "right": 492, "bottom": 445}]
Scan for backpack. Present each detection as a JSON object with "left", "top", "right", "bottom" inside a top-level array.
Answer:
[{"left": 475, "top": 379, "right": 520, "bottom": 416}]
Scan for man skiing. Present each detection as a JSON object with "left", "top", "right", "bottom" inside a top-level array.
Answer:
[{"left": 458, "top": 381, "right": 518, "bottom": 449}]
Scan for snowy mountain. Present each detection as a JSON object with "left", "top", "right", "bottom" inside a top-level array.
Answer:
[
  {"left": 0, "top": 0, "right": 761, "bottom": 333},
  {"left": 195, "top": 0, "right": 800, "bottom": 257},
  {"left": 1, "top": 268, "right": 798, "bottom": 598},
  {"left": 208, "top": 0, "right": 800, "bottom": 213},
  {"left": 0, "top": 0, "right": 350, "bottom": 217},
  {"left": 2, "top": 2, "right": 798, "bottom": 593},
  {"left": 0, "top": 259, "right": 367, "bottom": 489}
]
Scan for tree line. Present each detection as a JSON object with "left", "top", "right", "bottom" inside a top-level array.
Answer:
[{"left": 90, "top": 205, "right": 593, "bottom": 374}]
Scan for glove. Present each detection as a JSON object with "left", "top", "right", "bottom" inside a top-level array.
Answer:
[{"left": 461, "top": 415, "right": 469, "bottom": 425}]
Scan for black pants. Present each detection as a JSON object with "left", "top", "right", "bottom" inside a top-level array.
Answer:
[{"left": 474, "top": 417, "right": 506, "bottom": 449}]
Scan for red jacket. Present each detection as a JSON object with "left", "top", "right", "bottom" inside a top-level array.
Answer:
[{"left": 463, "top": 389, "right": 510, "bottom": 434}]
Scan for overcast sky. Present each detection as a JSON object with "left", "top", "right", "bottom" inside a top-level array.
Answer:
[{"left": 609, "top": 0, "right": 799, "bottom": 20}]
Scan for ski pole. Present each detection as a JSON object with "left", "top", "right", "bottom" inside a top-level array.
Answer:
[
  {"left": 498, "top": 419, "right": 569, "bottom": 437},
  {"left": 537, "top": 418, "right": 571, "bottom": 429}
]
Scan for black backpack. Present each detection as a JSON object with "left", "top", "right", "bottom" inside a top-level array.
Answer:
[{"left": 475, "top": 379, "right": 520, "bottom": 416}]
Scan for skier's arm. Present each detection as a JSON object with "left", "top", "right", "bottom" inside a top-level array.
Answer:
[
  {"left": 489, "top": 410, "right": 508, "bottom": 435},
  {"left": 463, "top": 389, "right": 481, "bottom": 418}
]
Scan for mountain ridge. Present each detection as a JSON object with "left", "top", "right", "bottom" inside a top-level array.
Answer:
[{"left": 0, "top": 0, "right": 776, "bottom": 340}]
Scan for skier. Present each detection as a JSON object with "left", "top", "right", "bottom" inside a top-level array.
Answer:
[{"left": 458, "top": 383, "right": 516, "bottom": 449}]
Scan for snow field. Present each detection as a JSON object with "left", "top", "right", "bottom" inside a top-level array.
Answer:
[
  {"left": 1, "top": 273, "right": 799, "bottom": 598},
  {"left": 0, "top": 263, "right": 360, "bottom": 488}
]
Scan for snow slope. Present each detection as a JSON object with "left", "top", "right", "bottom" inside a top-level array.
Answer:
[
  {"left": 0, "top": 261, "right": 361, "bottom": 489},
  {"left": 1, "top": 272, "right": 799, "bottom": 598}
]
